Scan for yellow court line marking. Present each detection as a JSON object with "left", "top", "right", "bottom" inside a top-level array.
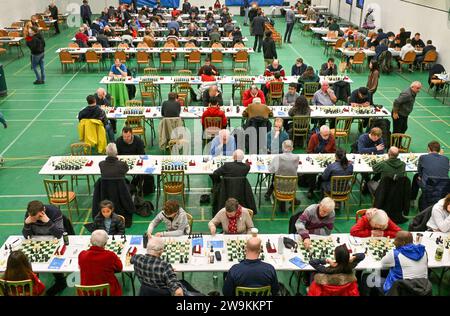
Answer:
[{"left": 377, "top": 91, "right": 449, "bottom": 148}]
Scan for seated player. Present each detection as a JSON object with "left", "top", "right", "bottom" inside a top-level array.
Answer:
[
  {"left": 308, "top": 244, "right": 365, "bottom": 296},
  {"left": 208, "top": 198, "right": 254, "bottom": 235},
  {"left": 161, "top": 92, "right": 181, "bottom": 118},
  {"left": 209, "top": 129, "right": 236, "bottom": 157},
  {"left": 264, "top": 59, "right": 286, "bottom": 77},
  {"left": 108, "top": 58, "right": 128, "bottom": 78},
  {"left": 212, "top": 149, "right": 250, "bottom": 185},
  {"left": 242, "top": 85, "right": 266, "bottom": 107},
  {"left": 426, "top": 194, "right": 450, "bottom": 233},
  {"left": 357, "top": 127, "right": 385, "bottom": 155},
  {"left": 295, "top": 197, "right": 336, "bottom": 249},
  {"left": 349, "top": 87, "right": 373, "bottom": 107},
  {"left": 99, "top": 143, "right": 129, "bottom": 180},
  {"left": 201, "top": 97, "right": 227, "bottom": 130},
  {"left": 92, "top": 200, "right": 125, "bottom": 235},
  {"left": 78, "top": 230, "right": 123, "bottom": 296},
  {"left": 222, "top": 237, "right": 279, "bottom": 296},
  {"left": 78, "top": 95, "right": 114, "bottom": 142},
  {"left": 350, "top": 208, "right": 401, "bottom": 238},
  {"left": 147, "top": 200, "right": 191, "bottom": 237},
  {"left": 283, "top": 83, "right": 300, "bottom": 106},
  {"left": 319, "top": 58, "right": 338, "bottom": 76},
  {"left": 95, "top": 88, "right": 112, "bottom": 107},
  {"left": 131, "top": 237, "right": 201, "bottom": 296},
  {"left": 266, "top": 118, "right": 289, "bottom": 154},
  {"left": 242, "top": 97, "right": 273, "bottom": 120},
  {"left": 116, "top": 126, "right": 145, "bottom": 155},
  {"left": 202, "top": 85, "right": 224, "bottom": 107},
  {"left": 381, "top": 231, "right": 428, "bottom": 294},
  {"left": 321, "top": 148, "right": 353, "bottom": 194},
  {"left": 3, "top": 250, "right": 45, "bottom": 296},
  {"left": 198, "top": 58, "right": 219, "bottom": 76}
]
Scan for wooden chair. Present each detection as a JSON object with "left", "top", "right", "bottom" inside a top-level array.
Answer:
[
  {"left": 324, "top": 175, "right": 354, "bottom": 220},
  {"left": 37, "top": 20, "right": 49, "bottom": 37},
  {"left": 125, "top": 100, "right": 143, "bottom": 107},
  {"left": 137, "top": 42, "right": 149, "bottom": 49},
  {"left": 334, "top": 117, "right": 353, "bottom": 145},
  {"left": 390, "top": 133, "right": 412, "bottom": 153},
  {"left": 68, "top": 42, "right": 79, "bottom": 49},
  {"left": 139, "top": 82, "right": 159, "bottom": 106},
  {"left": 267, "top": 81, "right": 284, "bottom": 105},
  {"left": 334, "top": 38, "right": 345, "bottom": 56},
  {"left": 0, "top": 30, "right": 8, "bottom": 37},
  {"left": 161, "top": 170, "right": 186, "bottom": 208},
  {"left": 186, "top": 212, "right": 193, "bottom": 233},
  {"left": 303, "top": 82, "right": 320, "bottom": 103},
  {"left": 237, "top": 80, "right": 253, "bottom": 104},
  {"left": 351, "top": 51, "right": 365, "bottom": 73},
  {"left": 233, "top": 50, "right": 249, "bottom": 69},
  {"left": 43, "top": 179, "right": 79, "bottom": 222},
  {"left": 211, "top": 42, "right": 223, "bottom": 48},
  {"left": 85, "top": 50, "right": 100, "bottom": 72},
  {"left": 174, "top": 82, "right": 192, "bottom": 106},
  {"left": 292, "top": 116, "right": 311, "bottom": 148},
  {"left": 7, "top": 32, "right": 21, "bottom": 50},
  {"left": 186, "top": 50, "right": 201, "bottom": 70},
  {"left": 203, "top": 116, "right": 223, "bottom": 146},
  {"left": 144, "top": 67, "right": 158, "bottom": 76},
  {"left": 59, "top": 51, "right": 76, "bottom": 73},
  {"left": 159, "top": 51, "right": 174, "bottom": 71},
  {"left": 125, "top": 115, "right": 147, "bottom": 145},
  {"left": 0, "top": 44, "right": 6, "bottom": 56},
  {"left": 91, "top": 43, "right": 106, "bottom": 68},
  {"left": 0, "top": 279, "right": 33, "bottom": 296},
  {"left": 114, "top": 50, "right": 127, "bottom": 63},
  {"left": 136, "top": 51, "right": 150, "bottom": 72},
  {"left": 70, "top": 143, "right": 95, "bottom": 195},
  {"left": 355, "top": 209, "right": 367, "bottom": 222},
  {"left": 398, "top": 51, "right": 416, "bottom": 72},
  {"left": 420, "top": 50, "right": 438, "bottom": 71},
  {"left": 211, "top": 50, "right": 224, "bottom": 70},
  {"left": 236, "top": 286, "right": 271, "bottom": 296},
  {"left": 233, "top": 68, "right": 247, "bottom": 76},
  {"left": 272, "top": 175, "right": 298, "bottom": 220},
  {"left": 117, "top": 43, "right": 129, "bottom": 49},
  {"left": 75, "top": 283, "right": 110, "bottom": 296}
]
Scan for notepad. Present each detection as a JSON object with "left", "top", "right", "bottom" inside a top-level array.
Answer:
[
  {"left": 144, "top": 167, "right": 155, "bottom": 174},
  {"left": 257, "top": 165, "right": 267, "bottom": 171},
  {"left": 191, "top": 238, "right": 204, "bottom": 247},
  {"left": 289, "top": 257, "right": 307, "bottom": 269},
  {"left": 140, "top": 155, "right": 149, "bottom": 160},
  {"left": 48, "top": 258, "right": 65, "bottom": 270},
  {"left": 130, "top": 236, "right": 143, "bottom": 245}
]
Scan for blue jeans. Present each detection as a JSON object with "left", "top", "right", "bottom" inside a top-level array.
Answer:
[
  {"left": 31, "top": 53, "right": 45, "bottom": 82},
  {"left": 105, "top": 123, "right": 115, "bottom": 143},
  {"left": 244, "top": 7, "right": 249, "bottom": 24},
  {"left": 0, "top": 112, "right": 6, "bottom": 127}
]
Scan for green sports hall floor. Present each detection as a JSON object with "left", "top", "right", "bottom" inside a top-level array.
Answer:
[{"left": 0, "top": 15, "right": 449, "bottom": 296}]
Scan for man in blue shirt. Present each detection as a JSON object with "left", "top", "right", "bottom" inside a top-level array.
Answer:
[
  {"left": 109, "top": 58, "right": 128, "bottom": 77},
  {"left": 223, "top": 237, "right": 279, "bottom": 296},
  {"left": 357, "top": 127, "right": 385, "bottom": 155},
  {"left": 167, "top": 16, "right": 180, "bottom": 33},
  {"left": 209, "top": 129, "right": 236, "bottom": 157}
]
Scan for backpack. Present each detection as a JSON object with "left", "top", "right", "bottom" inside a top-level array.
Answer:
[
  {"left": 133, "top": 195, "right": 154, "bottom": 217},
  {"left": 379, "top": 50, "right": 393, "bottom": 74}
]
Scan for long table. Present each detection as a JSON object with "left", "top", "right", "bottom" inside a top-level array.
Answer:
[
  {"left": 56, "top": 46, "right": 254, "bottom": 55},
  {"left": 0, "top": 36, "right": 24, "bottom": 58},
  {"left": 1, "top": 233, "right": 448, "bottom": 295},
  {"left": 71, "top": 36, "right": 248, "bottom": 44},
  {"left": 338, "top": 47, "right": 423, "bottom": 58}
]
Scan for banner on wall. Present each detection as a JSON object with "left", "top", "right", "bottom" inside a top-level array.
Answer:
[
  {"left": 120, "top": 0, "right": 181, "bottom": 7},
  {"left": 225, "top": 0, "right": 285, "bottom": 6}
]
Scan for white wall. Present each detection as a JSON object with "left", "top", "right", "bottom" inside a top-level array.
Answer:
[{"left": 321, "top": 0, "right": 450, "bottom": 70}]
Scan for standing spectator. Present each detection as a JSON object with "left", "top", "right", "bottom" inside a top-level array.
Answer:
[
  {"left": 284, "top": 6, "right": 295, "bottom": 43},
  {"left": 262, "top": 31, "right": 277, "bottom": 66},
  {"left": 251, "top": 11, "right": 266, "bottom": 53},
  {"left": 243, "top": 0, "right": 250, "bottom": 26},
  {"left": 26, "top": 27, "right": 46, "bottom": 85},
  {"left": 48, "top": 2, "right": 60, "bottom": 35},
  {"left": 80, "top": 0, "right": 93, "bottom": 27},
  {"left": 182, "top": 0, "right": 191, "bottom": 14},
  {"left": 366, "top": 60, "right": 380, "bottom": 94},
  {"left": 392, "top": 81, "right": 421, "bottom": 133}
]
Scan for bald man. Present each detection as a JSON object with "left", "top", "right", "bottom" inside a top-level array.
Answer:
[
  {"left": 223, "top": 237, "right": 279, "bottom": 296},
  {"left": 212, "top": 149, "right": 250, "bottom": 184}
]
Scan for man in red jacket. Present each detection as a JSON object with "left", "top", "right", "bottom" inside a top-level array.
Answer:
[
  {"left": 242, "top": 85, "right": 266, "bottom": 107},
  {"left": 303, "top": 125, "right": 336, "bottom": 199},
  {"left": 201, "top": 97, "right": 227, "bottom": 129},
  {"left": 78, "top": 230, "right": 123, "bottom": 296},
  {"left": 350, "top": 208, "right": 401, "bottom": 238}
]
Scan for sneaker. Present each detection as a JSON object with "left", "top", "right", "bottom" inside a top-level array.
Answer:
[{"left": 33, "top": 80, "right": 40, "bottom": 84}]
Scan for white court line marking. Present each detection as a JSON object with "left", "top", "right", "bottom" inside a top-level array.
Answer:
[{"left": 0, "top": 69, "right": 82, "bottom": 157}]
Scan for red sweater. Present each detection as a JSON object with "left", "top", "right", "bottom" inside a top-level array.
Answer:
[
  {"left": 350, "top": 215, "right": 401, "bottom": 238},
  {"left": 201, "top": 107, "right": 227, "bottom": 128},
  {"left": 242, "top": 89, "right": 266, "bottom": 107},
  {"left": 201, "top": 74, "right": 216, "bottom": 82},
  {"left": 75, "top": 32, "right": 89, "bottom": 45},
  {"left": 78, "top": 246, "right": 123, "bottom": 296},
  {"left": 307, "top": 133, "right": 336, "bottom": 154}
]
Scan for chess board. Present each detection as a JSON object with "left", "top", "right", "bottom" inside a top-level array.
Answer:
[
  {"left": 365, "top": 238, "right": 394, "bottom": 261},
  {"left": 161, "top": 159, "right": 188, "bottom": 171},
  {"left": 310, "top": 155, "right": 334, "bottom": 168},
  {"left": 361, "top": 155, "right": 386, "bottom": 167},
  {"left": 210, "top": 157, "right": 233, "bottom": 169},
  {"left": 52, "top": 157, "right": 88, "bottom": 171},
  {"left": 141, "top": 76, "right": 158, "bottom": 82},
  {"left": 105, "top": 240, "right": 126, "bottom": 255},
  {"left": 226, "top": 239, "right": 264, "bottom": 262},
  {"left": 402, "top": 154, "right": 419, "bottom": 167},
  {"left": 352, "top": 107, "right": 375, "bottom": 115},
  {"left": 122, "top": 107, "right": 145, "bottom": 115},
  {"left": 119, "top": 157, "right": 142, "bottom": 170},
  {"left": 320, "top": 106, "right": 343, "bottom": 115},
  {"left": 323, "top": 76, "right": 345, "bottom": 82},
  {"left": 297, "top": 237, "right": 335, "bottom": 261},
  {"left": 20, "top": 239, "right": 60, "bottom": 263},
  {"left": 161, "top": 240, "right": 191, "bottom": 264},
  {"left": 173, "top": 76, "right": 190, "bottom": 83}
]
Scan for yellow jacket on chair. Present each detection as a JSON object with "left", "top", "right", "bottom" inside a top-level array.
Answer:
[{"left": 78, "top": 119, "right": 107, "bottom": 154}]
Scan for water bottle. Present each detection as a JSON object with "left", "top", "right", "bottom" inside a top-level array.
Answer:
[
  {"left": 230, "top": 97, "right": 234, "bottom": 107},
  {"left": 278, "top": 236, "right": 284, "bottom": 254},
  {"left": 132, "top": 69, "right": 136, "bottom": 78}
]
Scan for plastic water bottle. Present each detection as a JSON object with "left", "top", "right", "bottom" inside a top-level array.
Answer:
[
  {"left": 278, "top": 236, "right": 284, "bottom": 255},
  {"left": 230, "top": 97, "right": 234, "bottom": 107}
]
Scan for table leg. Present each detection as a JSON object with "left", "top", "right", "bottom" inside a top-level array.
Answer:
[{"left": 156, "top": 175, "right": 161, "bottom": 210}]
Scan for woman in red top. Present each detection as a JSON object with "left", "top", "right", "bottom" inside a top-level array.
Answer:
[
  {"left": 242, "top": 85, "right": 266, "bottom": 107},
  {"left": 3, "top": 250, "right": 45, "bottom": 296},
  {"left": 350, "top": 208, "right": 401, "bottom": 238},
  {"left": 78, "top": 230, "right": 123, "bottom": 296}
]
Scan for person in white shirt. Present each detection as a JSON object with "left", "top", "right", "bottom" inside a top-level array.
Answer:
[
  {"left": 426, "top": 194, "right": 450, "bottom": 232},
  {"left": 380, "top": 231, "right": 428, "bottom": 294},
  {"left": 397, "top": 38, "right": 415, "bottom": 71}
]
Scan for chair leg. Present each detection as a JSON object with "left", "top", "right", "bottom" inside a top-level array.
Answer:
[
  {"left": 292, "top": 198, "right": 295, "bottom": 215},
  {"left": 271, "top": 198, "right": 277, "bottom": 220},
  {"left": 86, "top": 175, "right": 91, "bottom": 195},
  {"left": 66, "top": 203, "right": 73, "bottom": 223},
  {"left": 345, "top": 200, "right": 349, "bottom": 220},
  {"left": 74, "top": 196, "right": 80, "bottom": 217}
]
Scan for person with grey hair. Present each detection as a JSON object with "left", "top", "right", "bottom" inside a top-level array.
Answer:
[
  {"left": 350, "top": 208, "right": 401, "bottom": 238},
  {"left": 131, "top": 237, "right": 202, "bottom": 296},
  {"left": 266, "top": 139, "right": 300, "bottom": 211},
  {"left": 295, "top": 197, "right": 336, "bottom": 249},
  {"left": 243, "top": 84, "right": 266, "bottom": 107},
  {"left": 392, "top": 81, "right": 422, "bottom": 134},
  {"left": 209, "top": 198, "right": 254, "bottom": 234},
  {"left": 212, "top": 149, "right": 250, "bottom": 183},
  {"left": 94, "top": 87, "right": 115, "bottom": 132},
  {"left": 209, "top": 129, "right": 236, "bottom": 157},
  {"left": 78, "top": 229, "right": 123, "bottom": 296},
  {"left": 99, "top": 143, "right": 129, "bottom": 179}
]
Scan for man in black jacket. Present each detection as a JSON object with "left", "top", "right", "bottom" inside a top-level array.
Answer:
[
  {"left": 116, "top": 126, "right": 145, "bottom": 155},
  {"left": 319, "top": 58, "right": 338, "bottom": 76},
  {"left": 78, "top": 95, "right": 115, "bottom": 142},
  {"left": 182, "top": 0, "right": 191, "bottom": 14},
  {"left": 251, "top": 11, "right": 266, "bottom": 53},
  {"left": 80, "top": 0, "right": 92, "bottom": 26},
  {"left": 26, "top": 27, "right": 46, "bottom": 85},
  {"left": 161, "top": 92, "right": 181, "bottom": 117},
  {"left": 212, "top": 149, "right": 250, "bottom": 185},
  {"left": 262, "top": 30, "right": 277, "bottom": 66},
  {"left": 49, "top": 2, "right": 60, "bottom": 34}
]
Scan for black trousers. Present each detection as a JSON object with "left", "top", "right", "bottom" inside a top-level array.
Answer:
[
  {"left": 82, "top": 17, "right": 92, "bottom": 26},
  {"left": 411, "top": 173, "right": 421, "bottom": 200},
  {"left": 392, "top": 114, "right": 409, "bottom": 134},
  {"left": 284, "top": 23, "right": 294, "bottom": 42},
  {"left": 253, "top": 35, "right": 263, "bottom": 52},
  {"left": 53, "top": 21, "right": 60, "bottom": 34}
]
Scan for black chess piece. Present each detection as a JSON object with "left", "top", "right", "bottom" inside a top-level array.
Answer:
[
  {"left": 337, "top": 237, "right": 340, "bottom": 244},
  {"left": 112, "top": 235, "right": 115, "bottom": 241},
  {"left": 4, "top": 244, "right": 7, "bottom": 250}
]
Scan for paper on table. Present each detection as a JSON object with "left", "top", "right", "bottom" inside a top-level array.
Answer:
[
  {"left": 144, "top": 167, "right": 155, "bottom": 174},
  {"left": 48, "top": 258, "right": 65, "bottom": 270},
  {"left": 130, "top": 236, "right": 143, "bottom": 245},
  {"left": 289, "top": 257, "right": 307, "bottom": 269}
]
